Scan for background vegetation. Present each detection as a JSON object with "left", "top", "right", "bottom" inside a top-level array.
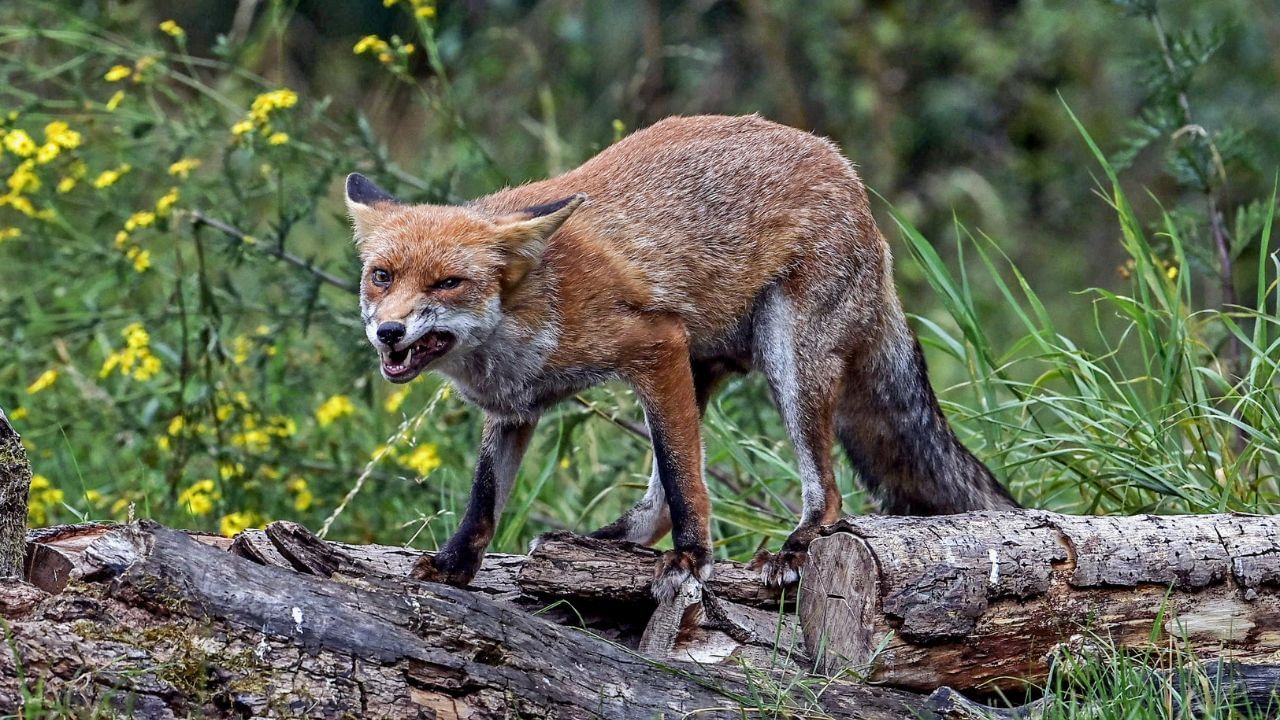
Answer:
[
  {"left": 3, "top": 0, "right": 1280, "bottom": 715},
  {"left": 2, "top": 0, "right": 1278, "bottom": 561}
]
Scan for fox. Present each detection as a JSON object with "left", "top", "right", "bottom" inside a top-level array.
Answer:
[{"left": 344, "top": 114, "right": 1018, "bottom": 600}]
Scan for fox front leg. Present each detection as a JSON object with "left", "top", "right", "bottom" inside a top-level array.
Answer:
[
  {"left": 624, "top": 321, "right": 714, "bottom": 602},
  {"left": 410, "top": 415, "right": 536, "bottom": 586}
]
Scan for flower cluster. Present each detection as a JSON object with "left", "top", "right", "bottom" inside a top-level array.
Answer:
[
  {"left": 231, "top": 89, "right": 298, "bottom": 145},
  {"left": 353, "top": 34, "right": 416, "bottom": 72},
  {"left": 219, "top": 510, "right": 262, "bottom": 537},
  {"left": 315, "top": 394, "right": 356, "bottom": 427},
  {"left": 26, "top": 475, "right": 65, "bottom": 526},
  {"left": 178, "top": 478, "right": 220, "bottom": 516},
  {"left": 100, "top": 322, "right": 162, "bottom": 381},
  {"left": 112, "top": 186, "right": 179, "bottom": 272},
  {"left": 1, "top": 120, "right": 85, "bottom": 219}
]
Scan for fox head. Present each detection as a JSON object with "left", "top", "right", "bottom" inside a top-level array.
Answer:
[{"left": 344, "top": 173, "right": 583, "bottom": 383}]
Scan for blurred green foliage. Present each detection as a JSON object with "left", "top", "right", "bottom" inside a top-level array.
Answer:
[{"left": 1, "top": 0, "right": 1277, "bottom": 559}]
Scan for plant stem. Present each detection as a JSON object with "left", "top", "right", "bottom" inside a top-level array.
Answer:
[{"left": 1149, "top": 9, "right": 1239, "bottom": 380}]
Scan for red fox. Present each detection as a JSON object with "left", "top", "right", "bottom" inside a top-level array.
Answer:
[{"left": 345, "top": 114, "right": 1017, "bottom": 600}]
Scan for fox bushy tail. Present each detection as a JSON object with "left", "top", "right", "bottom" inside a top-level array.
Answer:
[{"left": 835, "top": 302, "right": 1018, "bottom": 515}]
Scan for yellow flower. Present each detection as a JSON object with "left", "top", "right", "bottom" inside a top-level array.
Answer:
[
  {"left": 26, "top": 368, "right": 58, "bottom": 395},
  {"left": 7, "top": 161, "right": 40, "bottom": 194},
  {"left": 354, "top": 35, "right": 390, "bottom": 56},
  {"left": 168, "top": 157, "right": 201, "bottom": 178},
  {"left": 230, "top": 120, "right": 254, "bottom": 136},
  {"left": 286, "top": 477, "right": 314, "bottom": 512},
  {"left": 384, "top": 0, "right": 399, "bottom": 6},
  {"left": 133, "top": 56, "right": 157, "bottom": 75},
  {"left": 100, "top": 323, "right": 161, "bottom": 380},
  {"left": 93, "top": 164, "right": 131, "bottom": 188},
  {"left": 1166, "top": 265, "right": 1179, "bottom": 280},
  {"left": 384, "top": 386, "right": 411, "bottom": 414},
  {"left": 219, "top": 511, "right": 260, "bottom": 537},
  {"left": 267, "top": 132, "right": 289, "bottom": 146},
  {"left": 266, "top": 416, "right": 297, "bottom": 437},
  {"left": 315, "top": 394, "right": 355, "bottom": 427},
  {"left": 104, "top": 65, "right": 132, "bottom": 82},
  {"left": 85, "top": 489, "right": 104, "bottom": 505},
  {"left": 231, "top": 429, "right": 271, "bottom": 452},
  {"left": 158, "top": 20, "right": 185, "bottom": 38},
  {"left": 415, "top": 5, "right": 436, "bottom": 18},
  {"left": 0, "top": 193, "right": 36, "bottom": 217},
  {"left": 43, "top": 121, "right": 81, "bottom": 150},
  {"left": 35, "top": 142, "right": 60, "bottom": 164},
  {"left": 8, "top": 406, "right": 27, "bottom": 421},
  {"left": 123, "top": 322, "right": 147, "bottom": 348},
  {"left": 124, "top": 210, "right": 156, "bottom": 231},
  {"left": 125, "top": 247, "right": 151, "bottom": 273},
  {"left": 0, "top": 227, "right": 20, "bottom": 242},
  {"left": 402, "top": 43, "right": 416, "bottom": 55},
  {"left": 57, "top": 177, "right": 76, "bottom": 193},
  {"left": 105, "top": 90, "right": 126, "bottom": 111},
  {"left": 231, "top": 335, "right": 251, "bottom": 365},
  {"left": 178, "top": 479, "right": 219, "bottom": 516},
  {"left": 245, "top": 89, "right": 298, "bottom": 127},
  {"left": 156, "top": 187, "right": 180, "bottom": 215},
  {"left": 156, "top": 435, "right": 170, "bottom": 452},
  {"left": 399, "top": 443, "right": 441, "bottom": 476},
  {"left": 219, "top": 462, "right": 245, "bottom": 481},
  {"left": 114, "top": 230, "right": 130, "bottom": 249},
  {"left": 3, "top": 129, "right": 36, "bottom": 157}
]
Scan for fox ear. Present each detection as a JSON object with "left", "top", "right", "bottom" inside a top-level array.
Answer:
[
  {"left": 345, "top": 173, "right": 400, "bottom": 239},
  {"left": 492, "top": 194, "right": 586, "bottom": 288}
]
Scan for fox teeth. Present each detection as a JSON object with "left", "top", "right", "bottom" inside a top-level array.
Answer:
[{"left": 404, "top": 347, "right": 414, "bottom": 363}]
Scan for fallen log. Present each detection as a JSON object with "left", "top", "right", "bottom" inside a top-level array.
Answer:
[
  {"left": 800, "top": 511, "right": 1280, "bottom": 693},
  {"left": 3, "top": 521, "right": 928, "bottom": 719},
  {"left": 0, "top": 406, "right": 31, "bottom": 579}
]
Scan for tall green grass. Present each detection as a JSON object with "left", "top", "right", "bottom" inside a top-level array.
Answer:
[{"left": 891, "top": 108, "right": 1279, "bottom": 518}]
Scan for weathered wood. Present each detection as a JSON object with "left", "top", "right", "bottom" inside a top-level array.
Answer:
[
  {"left": 801, "top": 511, "right": 1280, "bottom": 693},
  {"left": 0, "top": 407, "right": 32, "bottom": 579},
  {"left": 1, "top": 522, "right": 928, "bottom": 719}
]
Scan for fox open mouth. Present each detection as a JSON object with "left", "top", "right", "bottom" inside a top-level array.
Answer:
[{"left": 381, "top": 331, "right": 456, "bottom": 382}]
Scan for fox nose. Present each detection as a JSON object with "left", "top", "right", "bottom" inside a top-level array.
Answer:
[{"left": 376, "top": 322, "right": 406, "bottom": 346}]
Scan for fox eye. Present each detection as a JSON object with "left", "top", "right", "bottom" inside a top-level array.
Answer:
[
  {"left": 370, "top": 268, "right": 392, "bottom": 287},
  {"left": 433, "top": 277, "right": 464, "bottom": 290}
]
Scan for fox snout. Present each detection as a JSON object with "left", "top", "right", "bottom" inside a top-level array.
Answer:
[{"left": 375, "top": 321, "right": 406, "bottom": 347}]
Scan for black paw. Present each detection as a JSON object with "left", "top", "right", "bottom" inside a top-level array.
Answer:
[
  {"left": 651, "top": 547, "right": 713, "bottom": 602},
  {"left": 409, "top": 551, "right": 479, "bottom": 587}
]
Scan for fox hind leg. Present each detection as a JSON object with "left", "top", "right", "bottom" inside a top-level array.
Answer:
[{"left": 749, "top": 286, "right": 846, "bottom": 587}]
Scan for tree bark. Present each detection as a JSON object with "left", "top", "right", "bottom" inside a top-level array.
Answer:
[
  {"left": 0, "top": 406, "right": 32, "bottom": 579},
  {"left": 800, "top": 511, "right": 1280, "bottom": 693},
  {"left": 3, "top": 521, "right": 927, "bottom": 719}
]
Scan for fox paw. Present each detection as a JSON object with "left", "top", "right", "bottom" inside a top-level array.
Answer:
[
  {"left": 409, "top": 552, "right": 478, "bottom": 587},
  {"left": 750, "top": 548, "right": 806, "bottom": 587},
  {"left": 651, "top": 548, "right": 713, "bottom": 602}
]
